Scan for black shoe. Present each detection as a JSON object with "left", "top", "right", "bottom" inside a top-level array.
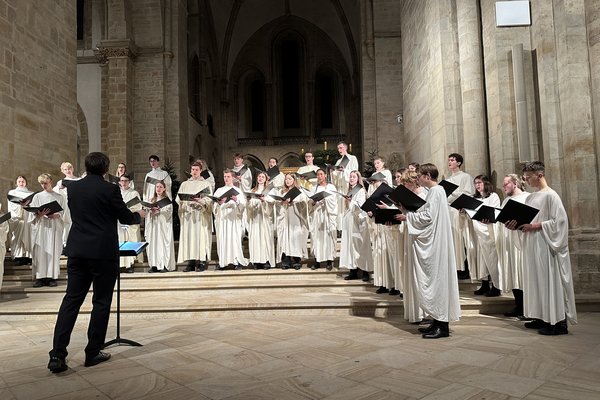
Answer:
[
  {"left": 474, "top": 280, "right": 490, "bottom": 295},
  {"left": 84, "top": 351, "right": 111, "bottom": 367},
  {"left": 376, "top": 286, "right": 389, "bottom": 294},
  {"left": 422, "top": 324, "right": 450, "bottom": 339},
  {"left": 160, "top": 268, "right": 168, "bottom": 273},
  {"left": 217, "top": 265, "right": 225, "bottom": 271},
  {"left": 326, "top": 261, "right": 333, "bottom": 271},
  {"left": 148, "top": 266, "right": 158, "bottom": 273},
  {"left": 126, "top": 267, "right": 135, "bottom": 273},
  {"left": 293, "top": 263, "right": 302, "bottom": 270},
  {"left": 264, "top": 261, "right": 271, "bottom": 270},
  {"left": 48, "top": 279, "right": 58, "bottom": 287},
  {"left": 389, "top": 289, "right": 400, "bottom": 296},
  {"left": 33, "top": 279, "right": 44, "bottom": 288},
  {"left": 361, "top": 271, "right": 370, "bottom": 282},
  {"left": 235, "top": 264, "right": 243, "bottom": 270},
  {"left": 344, "top": 269, "right": 358, "bottom": 280},
  {"left": 418, "top": 322, "right": 436, "bottom": 334},
  {"left": 457, "top": 270, "right": 470, "bottom": 280},
  {"left": 281, "top": 256, "right": 291, "bottom": 269},
  {"left": 47, "top": 356, "right": 68, "bottom": 373},
  {"left": 253, "top": 263, "right": 262, "bottom": 270},
  {"left": 538, "top": 320, "right": 568, "bottom": 336},
  {"left": 485, "top": 287, "right": 501, "bottom": 297},
  {"left": 524, "top": 319, "right": 549, "bottom": 330},
  {"left": 311, "top": 262, "right": 320, "bottom": 270},
  {"left": 183, "top": 262, "right": 196, "bottom": 272},
  {"left": 197, "top": 262, "right": 206, "bottom": 272}
]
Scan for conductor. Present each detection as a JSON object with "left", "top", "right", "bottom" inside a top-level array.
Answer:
[{"left": 48, "top": 152, "right": 145, "bottom": 373}]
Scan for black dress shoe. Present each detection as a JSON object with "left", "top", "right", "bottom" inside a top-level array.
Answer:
[
  {"left": 344, "top": 269, "right": 358, "bottom": 280},
  {"left": 293, "top": 263, "right": 302, "bottom": 270},
  {"left": 235, "top": 264, "right": 243, "bottom": 270},
  {"left": 48, "top": 279, "right": 58, "bottom": 287},
  {"left": 183, "top": 262, "right": 196, "bottom": 272},
  {"left": 197, "top": 262, "right": 206, "bottom": 272},
  {"left": 485, "top": 287, "right": 501, "bottom": 297},
  {"left": 33, "top": 279, "right": 44, "bottom": 288},
  {"left": 48, "top": 356, "right": 68, "bottom": 373},
  {"left": 418, "top": 323, "right": 436, "bottom": 334},
  {"left": 422, "top": 325, "right": 450, "bottom": 339},
  {"left": 325, "top": 261, "right": 333, "bottom": 271},
  {"left": 148, "top": 266, "right": 159, "bottom": 273},
  {"left": 389, "top": 289, "right": 400, "bottom": 296},
  {"left": 126, "top": 267, "right": 135, "bottom": 273},
  {"left": 474, "top": 281, "right": 490, "bottom": 295},
  {"left": 361, "top": 271, "right": 370, "bottom": 282},
  {"left": 311, "top": 262, "right": 320, "bottom": 270},
  {"left": 264, "top": 261, "right": 271, "bottom": 270},
  {"left": 524, "top": 319, "right": 548, "bottom": 329},
  {"left": 160, "top": 268, "right": 168, "bottom": 273},
  {"left": 84, "top": 351, "right": 111, "bottom": 367},
  {"left": 376, "top": 286, "right": 389, "bottom": 294},
  {"left": 538, "top": 320, "right": 568, "bottom": 336}
]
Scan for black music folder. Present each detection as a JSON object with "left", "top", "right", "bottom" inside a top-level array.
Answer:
[
  {"left": 234, "top": 166, "right": 248, "bottom": 176},
  {"left": 0, "top": 212, "right": 10, "bottom": 224},
  {"left": 309, "top": 190, "right": 332, "bottom": 202},
  {"left": 7, "top": 191, "right": 37, "bottom": 205},
  {"left": 201, "top": 169, "right": 211, "bottom": 180},
  {"left": 368, "top": 183, "right": 395, "bottom": 206},
  {"left": 439, "top": 180, "right": 459, "bottom": 197},
  {"left": 360, "top": 198, "right": 379, "bottom": 214},
  {"left": 140, "top": 197, "right": 172, "bottom": 209},
  {"left": 333, "top": 185, "right": 362, "bottom": 199},
  {"left": 125, "top": 197, "right": 141, "bottom": 208},
  {"left": 465, "top": 205, "right": 500, "bottom": 223},
  {"left": 374, "top": 208, "right": 402, "bottom": 225},
  {"left": 386, "top": 185, "right": 426, "bottom": 212},
  {"left": 24, "top": 200, "right": 63, "bottom": 215},
  {"left": 495, "top": 199, "right": 540, "bottom": 227},
  {"left": 145, "top": 176, "right": 164, "bottom": 185},
  {"left": 450, "top": 194, "right": 483, "bottom": 211},
  {"left": 297, "top": 170, "right": 317, "bottom": 180},
  {"left": 119, "top": 241, "right": 148, "bottom": 256},
  {"left": 267, "top": 166, "right": 280, "bottom": 180},
  {"left": 207, "top": 187, "right": 239, "bottom": 202},
  {"left": 178, "top": 188, "right": 211, "bottom": 201},
  {"left": 269, "top": 186, "right": 302, "bottom": 202},
  {"left": 364, "top": 172, "right": 387, "bottom": 183},
  {"left": 107, "top": 174, "right": 120, "bottom": 184}
]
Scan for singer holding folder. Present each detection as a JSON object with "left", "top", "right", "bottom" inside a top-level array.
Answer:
[{"left": 47, "top": 152, "right": 145, "bottom": 374}]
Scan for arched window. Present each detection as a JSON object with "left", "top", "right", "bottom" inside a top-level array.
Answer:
[
  {"left": 280, "top": 40, "right": 301, "bottom": 129},
  {"left": 250, "top": 80, "right": 265, "bottom": 133},
  {"left": 189, "top": 55, "right": 201, "bottom": 122},
  {"left": 315, "top": 68, "right": 340, "bottom": 137}
]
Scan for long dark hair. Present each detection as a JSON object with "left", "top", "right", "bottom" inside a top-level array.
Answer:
[{"left": 474, "top": 174, "right": 494, "bottom": 199}]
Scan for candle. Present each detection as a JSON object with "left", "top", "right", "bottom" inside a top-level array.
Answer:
[
  {"left": 301, "top": 148, "right": 304, "bottom": 154},
  {"left": 349, "top": 143, "right": 352, "bottom": 153},
  {"left": 324, "top": 141, "right": 328, "bottom": 150}
]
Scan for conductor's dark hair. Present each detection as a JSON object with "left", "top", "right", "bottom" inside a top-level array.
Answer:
[
  {"left": 419, "top": 163, "right": 439, "bottom": 180},
  {"left": 149, "top": 154, "right": 160, "bottom": 162},
  {"left": 85, "top": 152, "right": 110, "bottom": 175}
]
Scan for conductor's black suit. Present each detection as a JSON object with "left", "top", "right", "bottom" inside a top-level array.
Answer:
[{"left": 50, "top": 174, "right": 141, "bottom": 360}]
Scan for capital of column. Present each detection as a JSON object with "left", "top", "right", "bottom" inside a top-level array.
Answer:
[{"left": 95, "top": 39, "right": 137, "bottom": 64}]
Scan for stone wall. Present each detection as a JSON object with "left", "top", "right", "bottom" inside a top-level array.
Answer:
[{"left": 0, "top": 0, "right": 77, "bottom": 199}]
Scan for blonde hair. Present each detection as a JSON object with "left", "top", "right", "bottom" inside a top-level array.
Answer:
[
  {"left": 60, "top": 162, "right": 73, "bottom": 170},
  {"left": 400, "top": 170, "right": 419, "bottom": 186},
  {"left": 38, "top": 173, "right": 53, "bottom": 184}
]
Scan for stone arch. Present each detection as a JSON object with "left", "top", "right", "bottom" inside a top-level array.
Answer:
[
  {"left": 279, "top": 152, "right": 304, "bottom": 169},
  {"left": 236, "top": 66, "right": 266, "bottom": 141},
  {"left": 76, "top": 103, "right": 89, "bottom": 174}
]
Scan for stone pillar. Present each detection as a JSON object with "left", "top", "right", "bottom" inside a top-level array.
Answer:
[
  {"left": 96, "top": 40, "right": 135, "bottom": 168},
  {"left": 456, "top": 0, "right": 488, "bottom": 175}
]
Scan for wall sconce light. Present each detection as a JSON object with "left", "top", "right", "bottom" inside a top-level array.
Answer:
[{"left": 396, "top": 114, "right": 403, "bottom": 124}]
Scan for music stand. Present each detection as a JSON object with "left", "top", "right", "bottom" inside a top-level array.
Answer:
[{"left": 103, "top": 241, "right": 148, "bottom": 348}]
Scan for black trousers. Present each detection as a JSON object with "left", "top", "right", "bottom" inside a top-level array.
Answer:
[{"left": 50, "top": 257, "right": 118, "bottom": 359}]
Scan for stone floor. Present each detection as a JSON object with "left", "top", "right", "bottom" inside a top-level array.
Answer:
[{"left": 1, "top": 312, "right": 599, "bottom": 400}]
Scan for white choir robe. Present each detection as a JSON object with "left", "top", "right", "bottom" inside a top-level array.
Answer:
[
  {"left": 176, "top": 179, "right": 213, "bottom": 263},
  {"left": 145, "top": 201, "right": 176, "bottom": 271},
  {"left": 495, "top": 192, "right": 530, "bottom": 292},
  {"left": 447, "top": 170, "right": 476, "bottom": 270},
  {"left": 367, "top": 181, "right": 396, "bottom": 289},
  {"left": 202, "top": 170, "right": 216, "bottom": 193},
  {"left": 469, "top": 193, "right": 501, "bottom": 284},
  {"left": 232, "top": 165, "right": 253, "bottom": 193},
  {"left": 308, "top": 184, "right": 337, "bottom": 263},
  {"left": 143, "top": 168, "right": 172, "bottom": 201},
  {"left": 522, "top": 188, "right": 577, "bottom": 325},
  {"left": 246, "top": 187, "right": 276, "bottom": 266},
  {"left": 54, "top": 178, "right": 79, "bottom": 246},
  {"left": 118, "top": 188, "right": 143, "bottom": 268},
  {"left": 28, "top": 191, "right": 66, "bottom": 280},
  {"left": 405, "top": 185, "right": 460, "bottom": 323},
  {"left": 0, "top": 209, "right": 8, "bottom": 293},
  {"left": 275, "top": 189, "right": 309, "bottom": 260},
  {"left": 213, "top": 186, "right": 248, "bottom": 266},
  {"left": 297, "top": 164, "right": 320, "bottom": 192},
  {"left": 331, "top": 154, "right": 359, "bottom": 228},
  {"left": 7, "top": 187, "right": 33, "bottom": 259},
  {"left": 401, "top": 190, "right": 428, "bottom": 322},
  {"left": 391, "top": 222, "right": 405, "bottom": 292},
  {"left": 270, "top": 171, "right": 285, "bottom": 190},
  {"left": 339, "top": 187, "right": 373, "bottom": 271}
]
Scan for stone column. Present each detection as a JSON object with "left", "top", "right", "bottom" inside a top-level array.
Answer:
[
  {"left": 96, "top": 40, "right": 135, "bottom": 168},
  {"left": 456, "top": 0, "right": 488, "bottom": 175}
]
